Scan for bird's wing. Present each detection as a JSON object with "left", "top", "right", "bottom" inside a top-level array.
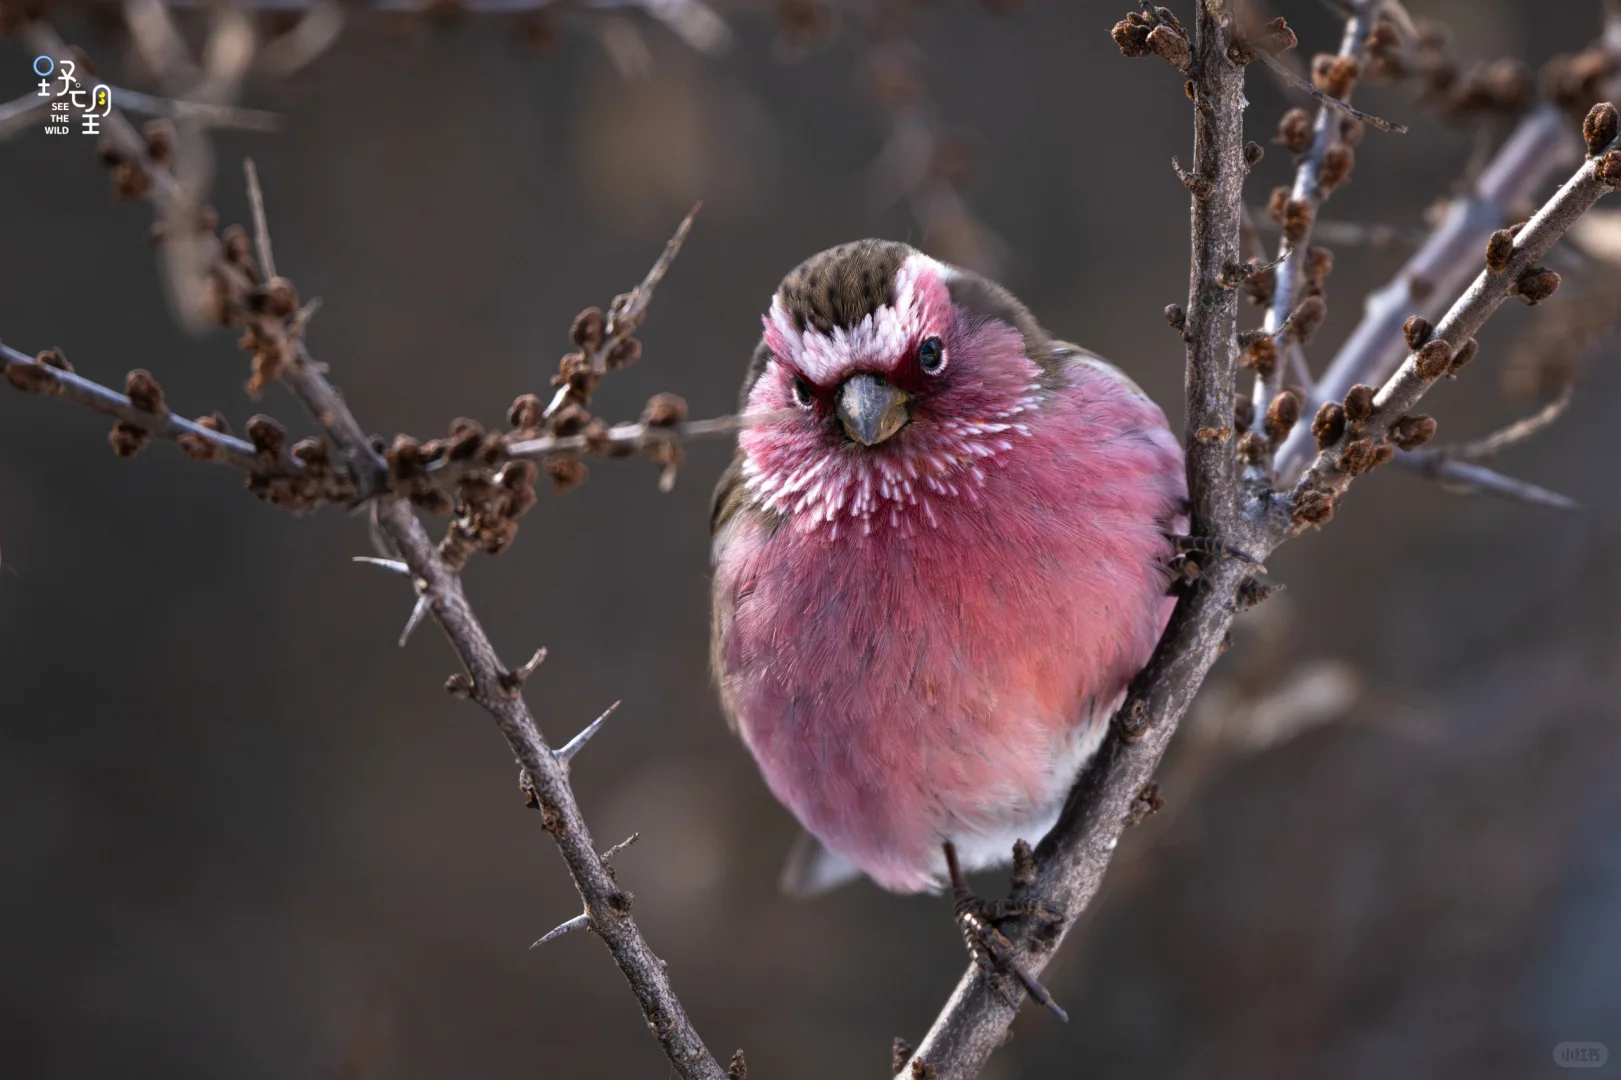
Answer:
[
  {"left": 780, "top": 829, "right": 864, "bottom": 897},
  {"left": 1049, "top": 339, "right": 1154, "bottom": 402}
]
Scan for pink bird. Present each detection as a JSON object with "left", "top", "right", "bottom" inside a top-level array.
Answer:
[{"left": 710, "top": 241, "right": 1187, "bottom": 912}]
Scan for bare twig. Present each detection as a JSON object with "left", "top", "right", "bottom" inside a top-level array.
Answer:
[
  {"left": 1393, "top": 453, "right": 1581, "bottom": 510},
  {"left": 375, "top": 500, "right": 724, "bottom": 1079},
  {"left": 1433, "top": 385, "right": 1574, "bottom": 462},
  {"left": 244, "top": 159, "right": 278, "bottom": 281},
  {"left": 1256, "top": 50, "right": 1407, "bottom": 134},
  {"left": 1, "top": 60, "right": 729, "bottom": 1067},
  {"left": 1274, "top": 104, "right": 1583, "bottom": 478},
  {"left": 1283, "top": 128, "right": 1621, "bottom": 530},
  {"left": 542, "top": 202, "right": 700, "bottom": 419},
  {"left": 0, "top": 341, "right": 348, "bottom": 496},
  {"left": 1250, "top": 0, "right": 1381, "bottom": 464},
  {"left": 245, "top": 178, "right": 729, "bottom": 1077},
  {"left": 903, "top": 22, "right": 1619, "bottom": 1080},
  {"left": 898, "top": 6, "right": 1253, "bottom": 1075},
  {"left": 1392, "top": 387, "right": 1579, "bottom": 510}
]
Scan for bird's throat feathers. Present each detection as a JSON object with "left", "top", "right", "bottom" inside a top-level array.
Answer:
[{"left": 741, "top": 255, "right": 1046, "bottom": 540}]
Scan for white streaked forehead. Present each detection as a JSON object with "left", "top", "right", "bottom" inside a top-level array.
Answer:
[{"left": 765, "top": 252, "right": 951, "bottom": 385}]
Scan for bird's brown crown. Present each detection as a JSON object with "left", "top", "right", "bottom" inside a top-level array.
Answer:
[{"left": 775, "top": 239, "right": 914, "bottom": 334}]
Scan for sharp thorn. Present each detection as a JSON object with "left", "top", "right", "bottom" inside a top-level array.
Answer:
[
  {"left": 398, "top": 594, "right": 431, "bottom": 648},
  {"left": 529, "top": 912, "right": 591, "bottom": 949},
  {"left": 518, "top": 647, "right": 548, "bottom": 680},
  {"left": 601, "top": 832, "right": 640, "bottom": 863},
  {"left": 1168, "top": 533, "right": 1264, "bottom": 569},
  {"left": 554, "top": 700, "right": 620, "bottom": 764},
  {"left": 353, "top": 556, "right": 411, "bottom": 575}
]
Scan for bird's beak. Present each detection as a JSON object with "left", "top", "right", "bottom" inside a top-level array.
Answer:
[{"left": 835, "top": 373, "right": 911, "bottom": 447}]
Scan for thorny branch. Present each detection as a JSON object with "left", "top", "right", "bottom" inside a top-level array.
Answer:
[
  {"left": 2, "top": 16, "right": 739, "bottom": 1074},
  {"left": 902, "top": 5, "right": 1254, "bottom": 1076},
  {"left": 1273, "top": 104, "right": 1584, "bottom": 477},
  {"left": 1391, "top": 386, "right": 1578, "bottom": 510},
  {"left": 1285, "top": 126, "right": 1621, "bottom": 527},
  {"left": 1247, "top": 0, "right": 1379, "bottom": 474},
  {"left": 896, "top": 6, "right": 1618, "bottom": 1078}
]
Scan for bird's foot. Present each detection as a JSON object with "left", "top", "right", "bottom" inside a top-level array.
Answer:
[
  {"left": 1165, "top": 532, "right": 1263, "bottom": 567},
  {"left": 943, "top": 840, "right": 1069, "bottom": 1023}
]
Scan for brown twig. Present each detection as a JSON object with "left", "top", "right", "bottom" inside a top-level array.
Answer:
[
  {"left": 898, "top": 5, "right": 1255, "bottom": 1075},
  {"left": 2, "top": 26, "right": 730, "bottom": 1073},
  {"left": 901, "top": 17, "right": 1616, "bottom": 1080},
  {"left": 1283, "top": 126, "right": 1621, "bottom": 529},
  {"left": 1393, "top": 453, "right": 1580, "bottom": 510},
  {"left": 0, "top": 341, "right": 345, "bottom": 492},
  {"left": 1274, "top": 103, "right": 1583, "bottom": 478},
  {"left": 251, "top": 169, "right": 726, "bottom": 1076},
  {"left": 1429, "top": 384, "right": 1574, "bottom": 462},
  {"left": 1255, "top": 49, "right": 1407, "bottom": 134},
  {"left": 1250, "top": 0, "right": 1382, "bottom": 469},
  {"left": 1392, "top": 386, "right": 1580, "bottom": 510}
]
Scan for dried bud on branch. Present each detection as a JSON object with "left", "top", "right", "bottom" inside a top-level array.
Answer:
[
  {"left": 1390, "top": 414, "right": 1438, "bottom": 450},
  {"left": 1264, "top": 389, "right": 1302, "bottom": 446},
  {"left": 1584, "top": 101, "right": 1619, "bottom": 157},
  {"left": 1338, "top": 437, "right": 1377, "bottom": 475},
  {"left": 1312, "top": 54, "right": 1359, "bottom": 99},
  {"left": 1449, "top": 337, "right": 1480, "bottom": 375},
  {"left": 1303, "top": 246, "right": 1334, "bottom": 288},
  {"left": 1276, "top": 107, "right": 1313, "bottom": 153},
  {"left": 125, "top": 369, "right": 165, "bottom": 413},
  {"left": 1513, "top": 267, "right": 1561, "bottom": 305},
  {"left": 108, "top": 422, "right": 149, "bottom": 458},
  {"left": 1287, "top": 295, "right": 1327, "bottom": 344},
  {"left": 1485, "top": 228, "right": 1516, "bottom": 271},
  {"left": 1319, "top": 145, "right": 1355, "bottom": 193},
  {"left": 1311, "top": 401, "right": 1346, "bottom": 449},
  {"left": 1282, "top": 198, "right": 1314, "bottom": 244},
  {"left": 1234, "top": 394, "right": 1255, "bottom": 434},
  {"left": 1146, "top": 24, "right": 1192, "bottom": 74},
  {"left": 1294, "top": 487, "right": 1336, "bottom": 526},
  {"left": 1416, "top": 338, "right": 1455, "bottom": 379},
  {"left": 643, "top": 393, "right": 688, "bottom": 428},
  {"left": 1344, "top": 384, "right": 1376, "bottom": 423},
  {"left": 1111, "top": 11, "right": 1153, "bottom": 58},
  {"left": 509, "top": 393, "right": 544, "bottom": 431},
  {"left": 1599, "top": 149, "right": 1621, "bottom": 187},
  {"left": 246, "top": 414, "right": 287, "bottom": 457},
  {"left": 1403, "top": 315, "right": 1434, "bottom": 350},
  {"left": 1241, "top": 335, "right": 1279, "bottom": 378}
]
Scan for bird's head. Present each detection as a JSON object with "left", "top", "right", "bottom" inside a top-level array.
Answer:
[{"left": 738, "top": 240, "right": 1050, "bottom": 537}]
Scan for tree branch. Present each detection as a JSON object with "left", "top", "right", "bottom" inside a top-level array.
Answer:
[
  {"left": 1273, "top": 104, "right": 1583, "bottom": 478},
  {"left": 898, "top": 5, "right": 1253, "bottom": 1075},
  {"left": 1393, "top": 453, "right": 1581, "bottom": 510},
  {"left": 1250, "top": 0, "right": 1380, "bottom": 456},
  {"left": 901, "top": 17, "right": 1619, "bottom": 1080},
  {"left": 1282, "top": 128, "right": 1621, "bottom": 532},
  {"left": 1, "top": 25, "right": 731, "bottom": 1068}
]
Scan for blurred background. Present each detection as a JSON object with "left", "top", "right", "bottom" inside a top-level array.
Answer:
[{"left": 2, "top": 1, "right": 1620, "bottom": 1077}]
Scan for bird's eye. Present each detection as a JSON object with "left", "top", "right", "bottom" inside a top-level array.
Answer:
[
  {"left": 917, "top": 336, "right": 946, "bottom": 374},
  {"left": 791, "top": 375, "right": 814, "bottom": 408}
]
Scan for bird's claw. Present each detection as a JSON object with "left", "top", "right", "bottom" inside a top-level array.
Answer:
[
  {"left": 943, "top": 841, "right": 1069, "bottom": 1023},
  {"left": 1165, "top": 532, "right": 1264, "bottom": 568}
]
